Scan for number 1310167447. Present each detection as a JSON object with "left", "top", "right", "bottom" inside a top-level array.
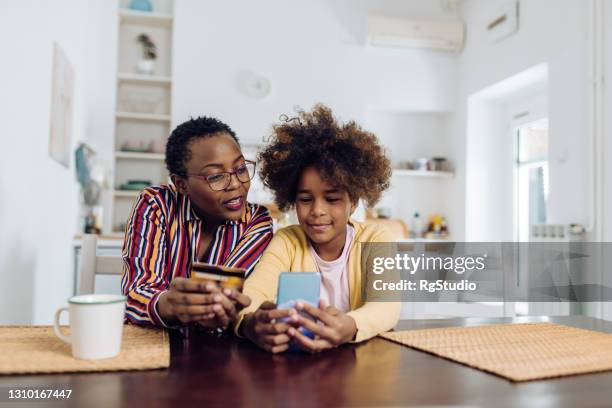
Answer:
[{"left": 4, "top": 388, "right": 73, "bottom": 400}]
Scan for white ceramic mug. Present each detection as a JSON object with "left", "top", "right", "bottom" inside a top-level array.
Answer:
[{"left": 53, "top": 294, "right": 127, "bottom": 360}]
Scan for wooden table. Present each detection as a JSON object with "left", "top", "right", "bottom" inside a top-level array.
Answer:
[{"left": 2, "top": 316, "right": 612, "bottom": 407}]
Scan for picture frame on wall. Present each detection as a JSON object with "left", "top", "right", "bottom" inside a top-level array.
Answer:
[{"left": 49, "top": 42, "right": 74, "bottom": 168}]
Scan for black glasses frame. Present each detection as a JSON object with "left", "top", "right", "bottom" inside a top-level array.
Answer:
[{"left": 186, "top": 160, "right": 256, "bottom": 191}]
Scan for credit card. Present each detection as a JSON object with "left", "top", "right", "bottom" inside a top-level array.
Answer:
[{"left": 190, "top": 262, "right": 246, "bottom": 290}]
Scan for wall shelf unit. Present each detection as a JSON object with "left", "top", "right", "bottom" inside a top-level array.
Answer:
[
  {"left": 115, "top": 112, "right": 171, "bottom": 122},
  {"left": 117, "top": 73, "right": 172, "bottom": 86},
  {"left": 111, "top": 0, "right": 174, "bottom": 235},
  {"left": 115, "top": 151, "right": 165, "bottom": 160}
]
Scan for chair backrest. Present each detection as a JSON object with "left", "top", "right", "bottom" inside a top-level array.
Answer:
[
  {"left": 364, "top": 218, "right": 409, "bottom": 239},
  {"left": 78, "top": 234, "right": 124, "bottom": 294}
]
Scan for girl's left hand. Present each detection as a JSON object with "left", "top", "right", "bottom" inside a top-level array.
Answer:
[{"left": 287, "top": 301, "right": 357, "bottom": 353}]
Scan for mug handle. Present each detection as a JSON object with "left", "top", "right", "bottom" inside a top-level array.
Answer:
[{"left": 53, "top": 307, "right": 71, "bottom": 344}]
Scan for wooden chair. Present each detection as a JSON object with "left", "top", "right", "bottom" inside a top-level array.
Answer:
[
  {"left": 78, "top": 234, "right": 124, "bottom": 294},
  {"left": 364, "top": 218, "right": 410, "bottom": 240}
]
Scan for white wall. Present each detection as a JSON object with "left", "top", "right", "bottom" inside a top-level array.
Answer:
[
  {"left": 455, "top": 0, "right": 590, "bottom": 241},
  {"left": 465, "top": 98, "right": 512, "bottom": 241},
  {"left": 0, "top": 0, "right": 110, "bottom": 324},
  {"left": 171, "top": 0, "right": 458, "bottom": 144}
]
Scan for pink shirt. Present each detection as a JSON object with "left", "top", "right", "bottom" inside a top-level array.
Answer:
[{"left": 309, "top": 225, "right": 355, "bottom": 313}]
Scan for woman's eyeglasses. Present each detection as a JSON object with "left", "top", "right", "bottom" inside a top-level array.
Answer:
[{"left": 186, "top": 160, "right": 256, "bottom": 191}]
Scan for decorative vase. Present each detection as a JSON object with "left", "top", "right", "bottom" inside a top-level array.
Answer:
[
  {"left": 136, "top": 59, "right": 155, "bottom": 75},
  {"left": 129, "top": 0, "right": 153, "bottom": 12}
]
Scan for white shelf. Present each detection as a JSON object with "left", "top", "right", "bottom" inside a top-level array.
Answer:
[
  {"left": 117, "top": 73, "right": 172, "bottom": 86},
  {"left": 119, "top": 9, "right": 173, "bottom": 27},
  {"left": 114, "top": 190, "right": 141, "bottom": 198},
  {"left": 392, "top": 169, "right": 454, "bottom": 178},
  {"left": 116, "top": 112, "right": 171, "bottom": 122},
  {"left": 115, "top": 151, "right": 165, "bottom": 161}
]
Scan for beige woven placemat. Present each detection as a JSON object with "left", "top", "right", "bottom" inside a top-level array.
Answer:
[
  {"left": 380, "top": 322, "right": 612, "bottom": 382},
  {"left": 0, "top": 324, "right": 169, "bottom": 375}
]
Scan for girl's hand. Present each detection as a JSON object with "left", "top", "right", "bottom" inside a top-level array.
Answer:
[
  {"left": 288, "top": 301, "right": 357, "bottom": 353},
  {"left": 242, "top": 301, "right": 298, "bottom": 353}
]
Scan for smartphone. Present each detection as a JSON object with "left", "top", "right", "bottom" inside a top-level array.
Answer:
[
  {"left": 276, "top": 272, "right": 321, "bottom": 309},
  {"left": 276, "top": 272, "right": 321, "bottom": 351}
]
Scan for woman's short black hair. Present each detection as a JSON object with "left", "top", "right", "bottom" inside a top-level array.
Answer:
[
  {"left": 258, "top": 104, "right": 391, "bottom": 211},
  {"left": 165, "top": 116, "right": 239, "bottom": 177}
]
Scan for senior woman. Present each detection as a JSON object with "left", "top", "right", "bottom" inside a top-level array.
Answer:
[{"left": 121, "top": 116, "right": 273, "bottom": 329}]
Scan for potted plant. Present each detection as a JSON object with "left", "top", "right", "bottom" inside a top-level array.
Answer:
[{"left": 136, "top": 33, "right": 157, "bottom": 75}]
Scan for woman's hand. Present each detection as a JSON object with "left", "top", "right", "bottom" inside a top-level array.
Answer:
[
  {"left": 157, "top": 277, "right": 250, "bottom": 328},
  {"left": 222, "top": 287, "right": 252, "bottom": 313},
  {"left": 288, "top": 301, "right": 357, "bottom": 353},
  {"left": 242, "top": 301, "right": 298, "bottom": 353}
]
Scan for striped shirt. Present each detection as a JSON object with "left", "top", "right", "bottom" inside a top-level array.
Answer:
[{"left": 120, "top": 184, "right": 273, "bottom": 327}]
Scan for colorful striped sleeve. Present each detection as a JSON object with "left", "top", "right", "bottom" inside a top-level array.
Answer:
[
  {"left": 222, "top": 204, "right": 273, "bottom": 276},
  {"left": 120, "top": 191, "right": 169, "bottom": 327}
]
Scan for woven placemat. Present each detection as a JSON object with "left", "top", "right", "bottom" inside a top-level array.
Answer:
[
  {"left": 380, "top": 322, "right": 612, "bottom": 382},
  {"left": 0, "top": 324, "right": 169, "bottom": 375}
]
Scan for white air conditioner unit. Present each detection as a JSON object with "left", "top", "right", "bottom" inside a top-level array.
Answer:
[{"left": 366, "top": 15, "right": 465, "bottom": 52}]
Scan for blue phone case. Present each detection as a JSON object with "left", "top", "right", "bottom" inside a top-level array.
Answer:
[
  {"left": 276, "top": 272, "right": 321, "bottom": 352},
  {"left": 276, "top": 272, "right": 321, "bottom": 307}
]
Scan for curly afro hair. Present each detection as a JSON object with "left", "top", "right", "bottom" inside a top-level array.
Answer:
[
  {"left": 258, "top": 104, "right": 391, "bottom": 211},
  {"left": 165, "top": 116, "right": 238, "bottom": 177}
]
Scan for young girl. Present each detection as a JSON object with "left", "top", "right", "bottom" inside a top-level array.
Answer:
[{"left": 237, "top": 105, "right": 400, "bottom": 353}]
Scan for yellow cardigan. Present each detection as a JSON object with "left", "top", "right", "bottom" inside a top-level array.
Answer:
[{"left": 237, "top": 219, "right": 401, "bottom": 342}]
